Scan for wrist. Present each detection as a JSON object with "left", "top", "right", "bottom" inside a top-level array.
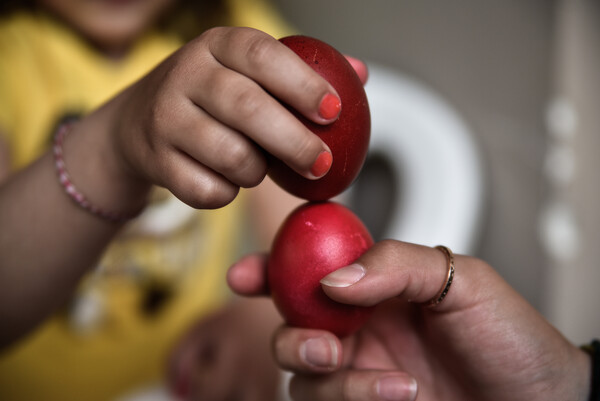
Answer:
[{"left": 59, "top": 112, "right": 151, "bottom": 222}]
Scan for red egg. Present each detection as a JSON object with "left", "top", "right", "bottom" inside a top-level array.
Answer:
[
  {"left": 268, "top": 202, "right": 374, "bottom": 337},
  {"left": 269, "top": 35, "right": 371, "bottom": 201}
]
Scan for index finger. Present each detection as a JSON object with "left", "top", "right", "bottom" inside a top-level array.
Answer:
[
  {"left": 227, "top": 253, "right": 270, "bottom": 296},
  {"left": 189, "top": 27, "right": 338, "bottom": 179},
  {"left": 210, "top": 27, "right": 341, "bottom": 125}
]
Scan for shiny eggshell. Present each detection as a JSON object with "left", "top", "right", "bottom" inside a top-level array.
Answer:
[
  {"left": 269, "top": 35, "right": 371, "bottom": 201},
  {"left": 268, "top": 202, "right": 374, "bottom": 337}
]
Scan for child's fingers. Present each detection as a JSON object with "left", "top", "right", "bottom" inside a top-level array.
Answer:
[
  {"left": 162, "top": 151, "right": 240, "bottom": 210},
  {"left": 344, "top": 55, "right": 369, "bottom": 86},
  {"left": 187, "top": 27, "right": 337, "bottom": 179},
  {"left": 227, "top": 253, "right": 270, "bottom": 296},
  {"left": 171, "top": 103, "right": 267, "bottom": 189},
  {"left": 186, "top": 58, "right": 332, "bottom": 180},
  {"left": 207, "top": 27, "right": 341, "bottom": 125}
]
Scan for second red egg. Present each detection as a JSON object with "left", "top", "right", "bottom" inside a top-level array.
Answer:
[{"left": 268, "top": 201, "right": 374, "bottom": 337}]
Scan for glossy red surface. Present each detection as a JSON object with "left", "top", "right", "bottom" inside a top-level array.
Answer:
[
  {"left": 268, "top": 202, "right": 374, "bottom": 337},
  {"left": 269, "top": 35, "right": 371, "bottom": 201}
]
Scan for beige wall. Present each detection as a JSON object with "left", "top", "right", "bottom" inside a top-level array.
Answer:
[
  {"left": 271, "top": 0, "right": 599, "bottom": 343},
  {"left": 544, "top": 0, "right": 600, "bottom": 344}
]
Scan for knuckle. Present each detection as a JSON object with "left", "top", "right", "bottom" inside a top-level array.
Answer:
[
  {"left": 374, "top": 239, "right": 400, "bottom": 254},
  {"left": 220, "top": 27, "right": 276, "bottom": 66},
  {"left": 197, "top": 26, "right": 229, "bottom": 47},
  {"left": 146, "top": 96, "right": 172, "bottom": 134},
  {"left": 207, "top": 67, "right": 233, "bottom": 95},
  {"left": 218, "top": 139, "right": 266, "bottom": 187},
  {"left": 299, "top": 74, "right": 328, "bottom": 100},
  {"left": 231, "top": 86, "right": 262, "bottom": 120},
  {"left": 137, "top": 73, "right": 182, "bottom": 137},
  {"left": 183, "top": 177, "right": 239, "bottom": 210},
  {"left": 468, "top": 256, "right": 494, "bottom": 278},
  {"left": 271, "top": 334, "right": 298, "bottom": 372},
  {"left": 237, "top": 164, "right": 267, "bottom": 188},
  {"left": 244, "top": 170, "right": 267, "bottom": 188},
  {"left": 205, "top": 69, "right": 262, "bottom": 120},
  {"left": 137, "top": 102, "right": 172, "bottom": 151},
  {"left": 271, "top": 334, "right": 287, "bottom": 365},
  {"left": 243, "top": 32, "right": 278, "bottom": 69},
  {"left": 200, "top": 184, "right": 239, "bottom": 210},
  {"left": 201, "top": 26, "right": 222, "bottom": 39},
  {"left": 342, "top": 373, "right": 356, "bottom": 401},
  {"left": 152, "top": 48, "right": 191, "bottom": 91},
  {"left": 219, "top": 137, "right": 253, "bottom": 169},
  {"left": 289, "top": 130, "right": 321, "bottom": 168}
]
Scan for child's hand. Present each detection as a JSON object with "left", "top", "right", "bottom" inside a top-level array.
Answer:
[{"left": 105, "top": 27, "right": 340, "bottom": 210}]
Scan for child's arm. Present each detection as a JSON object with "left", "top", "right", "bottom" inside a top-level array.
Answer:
[{"left": 0, "top": 27, "right": 339, "bottom": 348}]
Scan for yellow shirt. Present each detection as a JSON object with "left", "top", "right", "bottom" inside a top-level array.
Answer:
[{"left": 0, "top": 2, "right": 293, "bottom": 400}]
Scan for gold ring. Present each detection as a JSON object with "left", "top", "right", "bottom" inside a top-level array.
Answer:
[{"left": 425, "top": 245, "right": 455, "bottom": 307}]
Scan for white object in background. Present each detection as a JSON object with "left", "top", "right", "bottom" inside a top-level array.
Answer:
[
  {"left": 345, "top": 63, "right": 484, "bottom": 255},
  {"left": 69, "top": 287, "right": 106, "bottom": 335},
  {"left": 125, "top": 194, "right": 197, "bottom": 237}
]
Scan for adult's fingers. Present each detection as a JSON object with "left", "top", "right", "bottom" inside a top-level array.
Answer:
[
  {"left": 272, "top": 326, "right": 342, "bottom": 373},
  {"left": 319, "top": 240, "right": 492, "bottom": 312},
  {"left": 289, "top": 370, "right": 417, "bottom": 401},
  {"left": 344, "top": 55, "right": 369, "bottom": 85},
  {"left": 227, "top": 253, "right": 270, "bottom": 296}
]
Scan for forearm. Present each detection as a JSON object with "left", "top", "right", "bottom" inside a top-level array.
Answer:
[{"left": 0, "top": 100, "right": 150, "bottom": 348}]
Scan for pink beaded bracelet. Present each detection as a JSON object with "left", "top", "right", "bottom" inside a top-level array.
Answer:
[{"left": 53, "top": 123, "right": 143, "bottom": 223}]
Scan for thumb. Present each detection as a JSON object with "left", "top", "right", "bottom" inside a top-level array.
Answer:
[
  {"left": 319, "top": 240, "right": 483, "bottom": 312},
  {"left": 227, "top": 253, "right": 270, "bottom": 296}
]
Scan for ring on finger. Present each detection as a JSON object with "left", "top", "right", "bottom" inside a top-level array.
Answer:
[{"left": 424, "top": 245, "right": 455, "bottom": 307}]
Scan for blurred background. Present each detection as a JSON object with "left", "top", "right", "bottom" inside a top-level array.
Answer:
[
  {"left": 270, "top": 0, "right": 600, "bottom": 345},
  {"left": 1, "top": 2, "right": 597, "bottom": 400}
]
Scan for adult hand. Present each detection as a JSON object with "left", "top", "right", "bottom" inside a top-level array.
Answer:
[{"left": 227, "top": 240, "right": 591, "bottom": 401}]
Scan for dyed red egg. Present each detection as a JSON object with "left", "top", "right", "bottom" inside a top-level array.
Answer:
[
  {"left": 268, "top": 202, "right": 374, "bottom": 337},
  {"left": 269, "top": 35, "right": 371, "bottom": 201}
]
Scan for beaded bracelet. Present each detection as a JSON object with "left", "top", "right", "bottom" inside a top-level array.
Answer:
[
  {"left": 582, "top": 340, "right": 600, "bottom": 401},
  {"left": 53, "top": 123, "right": 143, "bottom": 223}
]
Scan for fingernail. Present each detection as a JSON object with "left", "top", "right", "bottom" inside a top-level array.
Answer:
[
  {"left": 319, "top": 93, "right": 341, "bottom": 120},
  {"left": 320, "top": 264, "right": 365, "bottom": 287},
  {"left": 300, "top": 337, "right": 338, "bottom": 369},
  {"left": 310, "top": 150, "right": 333, "bottom": 178},
  {"left": 376, "top": 376, "right": 418, "bottom": 401}
]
